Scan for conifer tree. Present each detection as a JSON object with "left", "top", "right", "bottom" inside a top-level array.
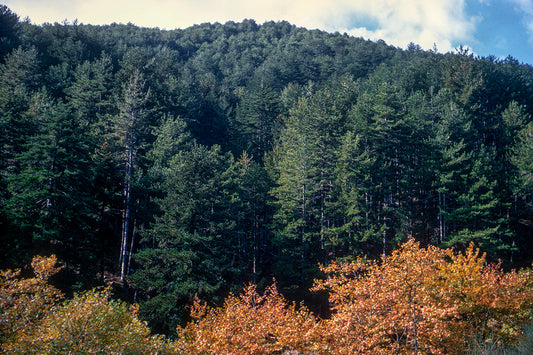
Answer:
[
  {"left": 131, "top": 143, "right": 244, "bottom": 334},
  {"left": 233, "top": 152, "right": 273, "bottom": 280},
  {"left": 270, "top": 87, "right": 346, "bottom": 289},
  {"left": 0, "top": 46, "right": 42, "bottom": 266},
  {"left": 233, "top": 80, "right": 282, "bottom": 164},
  {"left": 342, "top": 80, "right": 409, "bottom": 255},
  {"left": 0, "top": 5, "right": 20, "bottom": 60},
  {"left": 115, "top": 70, "right": 150, "bottom": 282}
]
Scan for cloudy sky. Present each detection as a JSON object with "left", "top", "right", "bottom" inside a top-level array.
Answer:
[{"left": 4, "top": 0, "right": 533, "bottom": 65}]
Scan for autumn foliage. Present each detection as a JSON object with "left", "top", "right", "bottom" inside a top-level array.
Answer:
[
  {"left": 176, "top": 283, "right": 320, "bottom": 354},
  {"left": 6, "top": 288, "right": 175, "bottom": 354},
  {"left": 2, "top": 241, "right": 533, "bottom": 354},
  {"left": 180, "top": 239, "right": 533, "bottom": 354},
  {"left": 0, "top": 255, "right": 63, "bottom": 347},
  {"left": 312, "top": 238, "right": 533, "bottom": 354},
  {"left": 0, "top": 255, "right": 174, "bottom": 354}
]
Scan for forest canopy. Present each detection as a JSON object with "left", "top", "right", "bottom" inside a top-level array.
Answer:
[{"left": 1, "top": 4, "right": 533, "bottom": 345}]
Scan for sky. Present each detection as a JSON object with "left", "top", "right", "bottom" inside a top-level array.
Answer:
[{"left": 4, "top": 0, "right": 533, "bottom": 65}]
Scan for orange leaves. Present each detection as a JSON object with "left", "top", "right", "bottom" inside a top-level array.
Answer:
[
  {"left": 0, "top": 255, "right": 63, "bottom": 346},
  {"left": 177, "top": 239, "right": 533, "bottom": 354},
  {"left": 435, "top": 243, "right": 533, "bottom": 346},
  {"left": 451, "top": 260, "right": 533, "bottom": 344},
  {"left": 4, "top": 245, "right": 532, "bottom": 354},
  {"left": 313, "top": 240, "right": 454, "bottom": 353},
  {"left": 176, "top": 283, "right": 321, "bottom": 354},
  {"left": 312, "top": 238, "right": 533, "bottom": 354},
  {"left": 30, "top": 255, "right": 62, "bottom": 281}
]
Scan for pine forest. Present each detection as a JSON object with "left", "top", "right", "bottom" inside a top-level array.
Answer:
[{"left": 2, "top": 4, "right": 533, "bottom": 353}]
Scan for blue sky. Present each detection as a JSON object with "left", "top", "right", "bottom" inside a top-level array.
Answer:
[{"left": 4, "top": 0, "right": 533, "bottom": 65}]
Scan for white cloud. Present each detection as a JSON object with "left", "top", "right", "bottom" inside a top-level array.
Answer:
[
  {"left": 4, "top": 0, "right": 477, "bottom": 52},
  {"left": 509, "top": 0, "right": 533, "bottom": 44},
  {"left": 331, "top": 0, "right": 477, "bottom": 52},
  {"left": 511, "top": 0, "right": 533, "bottom": 12}
]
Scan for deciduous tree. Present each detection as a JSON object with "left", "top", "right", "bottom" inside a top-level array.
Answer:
[
  {"left": 312, "top": 238, "right": 533, "bottom": 354},
  {"left": 177, "top": 284, "right": 320, "bottom": 354}
]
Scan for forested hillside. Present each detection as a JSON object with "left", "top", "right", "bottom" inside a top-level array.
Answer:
[{"left": 1, "top": 4, "right": 533, "bottom": 338}]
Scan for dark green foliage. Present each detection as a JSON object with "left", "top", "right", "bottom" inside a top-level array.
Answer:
[
  {"left": 3, "top": 99, "right": 102, "bottom": 279},
  {"left": 340, "top": 79, "right": 417, "bottom": 254},
  {"left": 232, "top": 82, "right": 282, "bottom": 163},
  {"left": 269, "top": 84, "right": 354, "bottom": 289},
  {"left": 514, "top": 125, "right": 533, "bottom": 195},
  {"left": 0, "top": 5, "right": 20, "bottom": 60},
  {"left": 0, "top": 47, "right": 44, "bottom": 267},
  {"left": 130, "top": 144, "right": 244, "bottom": 334}
]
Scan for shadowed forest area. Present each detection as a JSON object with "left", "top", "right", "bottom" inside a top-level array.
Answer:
[{"left": 2, "top": 4, "right": 533, "bottom": 352}]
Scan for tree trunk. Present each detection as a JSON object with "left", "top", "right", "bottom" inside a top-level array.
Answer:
[
  {"left": 120, "top": 108, "right": 135, "bottom": 282},
  {"left": 118, "top": 71, "right": 147, "bottom": 282},
  {"left": 438, "top": 191, "right": 443, "bottom": 244}
]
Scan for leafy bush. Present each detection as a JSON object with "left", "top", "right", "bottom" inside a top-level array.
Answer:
[{"left": 1, "top": 256, "right": 175, "bottom": 354}]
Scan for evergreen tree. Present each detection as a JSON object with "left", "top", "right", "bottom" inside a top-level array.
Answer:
[
  {"left": 5, "top": 98, "right": 101, "bottom": 281},
  {"left": 65, "top": 53, "right": 115, "bottom": 124},
  {"left": 63, "top": 53, "right": 120, "bottom": 279},
  {"left": 342, "top": 80, "right": 410, "bottom": 255},
  {"left": 0, "top": 4, "right": 532, "bottom": 317},
  {"left": 511, "top": 110, "right": 533, "bottom": 263},
  {"left": 334, "top": 131, "right": 379, "bottom": 256},
  {"left": 232, "top": 82, "right": 281, "bottom": 164},
  {"left": 0, "top": 46, "right": 41, "bottom": 169},
  {"left": 514, "top": 124, "right": 533, "bottom": 195},
  {"left": 434, "top": 91, "right": 516, "bottom": 261},
  {"left": 0, "top": 47, "right": 43, "bottom": 267},
  {"left": 233, "top": 152, "right": 273, "bottom": 281},
  {"left": 269, "top": 86, "right": 347, "bottom": 290},
  {"left": 0, "top": 5, "right": 20, "bottom": 60},
  {"left": 131, "top": 143, "right": 244, "bottom": 334}
]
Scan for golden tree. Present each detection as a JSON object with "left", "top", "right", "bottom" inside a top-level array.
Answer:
[
  {"left": 1, "top": 256, "right": 175, "bottom": 354},
  {"left": 6, "top": 288, "right": 175, "bottom": 354},
  {"left": 312, "top": 238, "right": 533, "bottom": 354},
  {"left": 176, "top": 283, "right": 321, "bottom": 354},
  {"left": 0, "top": 255, "right": 63, "bottom": 347}
]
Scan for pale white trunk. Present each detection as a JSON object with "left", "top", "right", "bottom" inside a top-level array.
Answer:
[
  {"left": 120, "top": 109, "right": 135, "bottom": 282},
  {"left": 438, "top": 191, "right": 446, "bottom": 244}
]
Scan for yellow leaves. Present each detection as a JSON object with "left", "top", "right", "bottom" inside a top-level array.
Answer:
[
  {"left": 7, "top": 288, "right": 174, "bottom": 354},
  {"left": 4, "top": 245, "right": 533, "bottom": 354},
  {"left": 0, "top": 255, "right": 63, "bottom": 347},
  {"left": 30, "top": 255, "right": 62, "bottom": 281},
  {"left": 1, "top": 256, "right": 175, "bottom": 354},
  {"left": 312, "top": 237, "right": 533, "bottom": 354}
]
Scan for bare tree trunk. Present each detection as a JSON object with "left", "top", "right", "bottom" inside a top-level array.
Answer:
[
  {"left": 410, "top": 286, "right": 419, "bottom": 355},
  {"left": 383, "top": 220, "right": 387, "bottom": 256},
  {"left": 127, "top": 219, "right": 136, "bottom": 276},
  {"left": 120, "top": 111, "right": 134, "bottom": 282},
  {"left": 252, "top": 209, "right": 259, "bottom": 279},
  {"left": 301, "top": 181, "right": 306, "bottom": 288},
  {"left": 438, "top": 191, "right": 443, "bottom": 244},
  {"left": 438, "top": 191, "right": 447, "bottom": 244},
  {"left": 118, "top": 70, "right": 148, "bottom": 282}
]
